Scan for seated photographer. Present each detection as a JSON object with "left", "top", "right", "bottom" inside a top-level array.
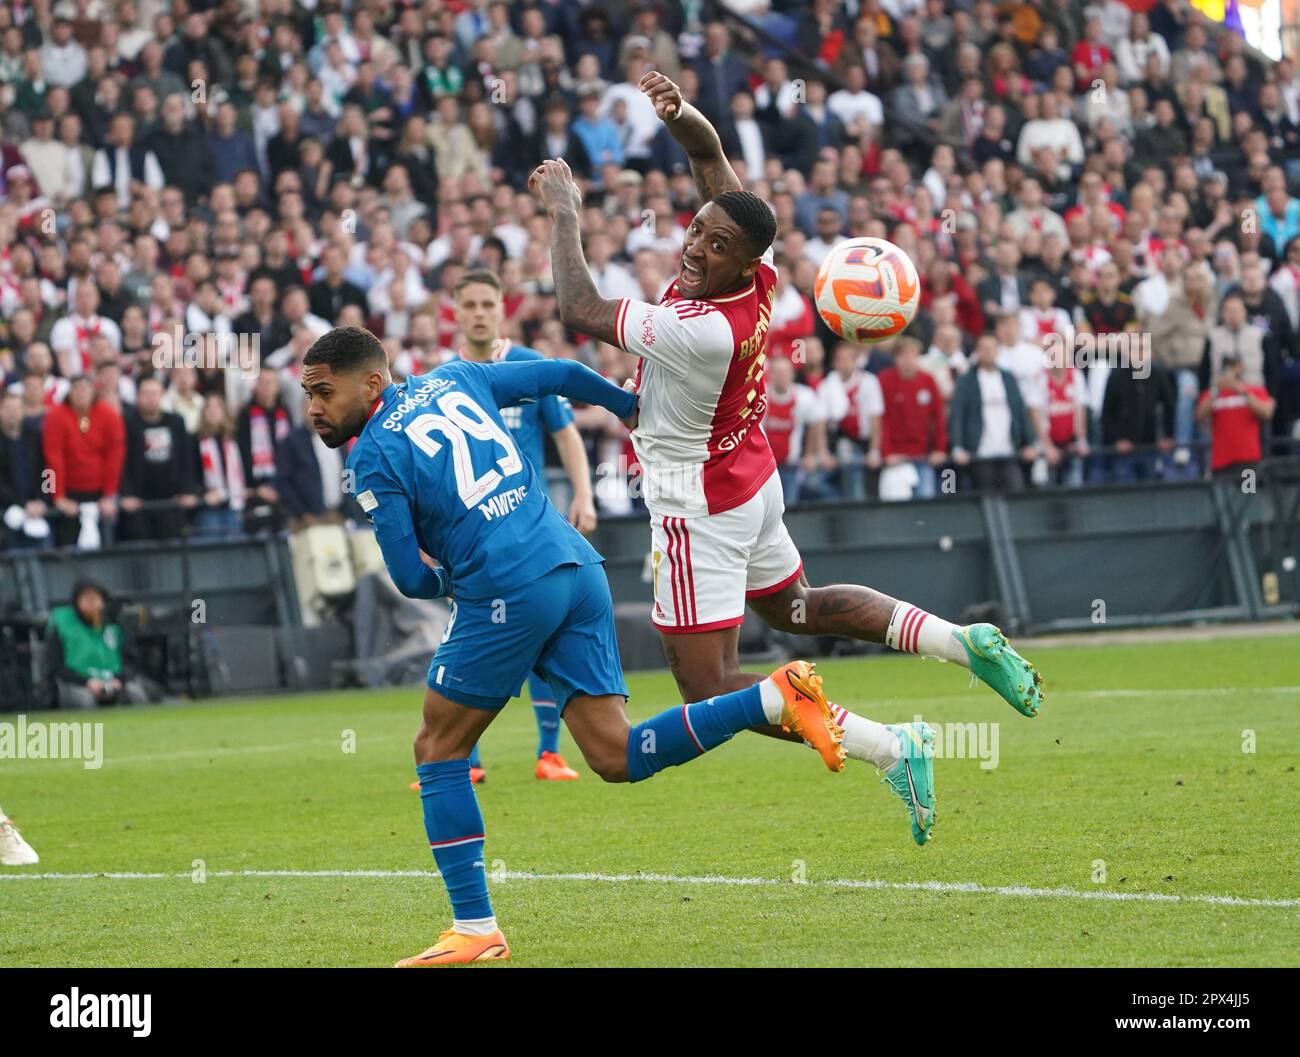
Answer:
[{"left": 45, "top": 580, "right": 148, "bottom": 709}]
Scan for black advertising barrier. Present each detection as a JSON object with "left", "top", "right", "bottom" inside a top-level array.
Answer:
[{"left": 2, "top": 465, "right": 1297, "bottom": 709}]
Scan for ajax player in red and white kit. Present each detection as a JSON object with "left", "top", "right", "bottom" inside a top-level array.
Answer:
[{"left": 528, "top": 73, "right": 1044, "bottom": 845}]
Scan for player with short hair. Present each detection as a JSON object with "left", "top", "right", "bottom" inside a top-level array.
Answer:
[
  {"left": 302, "top": 325, "right": 908, "bottom": 966},
  {"left": 528, "top": 72, "right": 1045, "bottom": 846}
]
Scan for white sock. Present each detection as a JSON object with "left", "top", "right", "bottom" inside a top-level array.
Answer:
[
  {"left": 885, "top": 601, "right": 967, "bottom": 666},
  {"left": 831, "top": 704, "right": 902, "bottom": 770},
  {"left": 758, "top": 677, "right": 786, "bottom": 724},
  {"left": 453, "top": 916, "right": 499, "bottom": 936}
]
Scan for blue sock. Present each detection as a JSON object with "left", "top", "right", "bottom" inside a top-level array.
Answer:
[
  {"left": 626, "top": 684, "right": 766, "bottom": 783},
  {"left": 467, "top": 743, "right": 482, "bottom": 769},
  {"left": 533, "top": 700, "right": 560, "bottom": 757},
  {"left": 416, "top": 760, "right": 493, "bottom": 922}
]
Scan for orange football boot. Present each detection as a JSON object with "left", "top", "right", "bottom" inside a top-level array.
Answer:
[
  {"left": 410, "top": 766, "right": 486, "bottom": 792},
  {"left": 769, "top": 660, "right": 845, "bottom": 771},
  {"left": 534, "top": 751, "right": 579, "bottom": 780},
  {"left": 394, "top": 928, "right": 510, "bottom": 967}
]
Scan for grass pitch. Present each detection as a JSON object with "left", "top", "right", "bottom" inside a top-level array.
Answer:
[{"left": 2, "top": 633, "right": 1298, "bottom": 967}]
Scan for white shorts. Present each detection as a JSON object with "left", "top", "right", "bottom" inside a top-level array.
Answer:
[{"left": 649, "top": 472, "right": 803, "bottom": 634}]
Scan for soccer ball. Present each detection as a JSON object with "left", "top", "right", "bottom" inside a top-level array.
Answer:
[{"left": 813, "top": 237, "right": 921, "bottom": 344}]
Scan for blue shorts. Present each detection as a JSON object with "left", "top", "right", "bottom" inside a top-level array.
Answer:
[{"left": 428, "top": 562, "right": 629, "bottom": 711}]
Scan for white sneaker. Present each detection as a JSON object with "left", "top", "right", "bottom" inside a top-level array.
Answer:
[{"left": 0, "top": 812, "right": 39, "bottom": 865}]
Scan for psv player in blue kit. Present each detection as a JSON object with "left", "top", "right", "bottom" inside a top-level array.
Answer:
[
  {"left": 452, "top": 268, "right": 598, "bottom": 784},
  {"left": 302, "top": 326, "right": 853, "bottom": 966}
]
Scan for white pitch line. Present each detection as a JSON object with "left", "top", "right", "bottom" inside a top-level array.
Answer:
[
  {"left": 1078, "top": 687, "right": 1300, "bottom": 699},
  {"left": 0, "top": 734, "right": 414, "bottom": 771},
  {"left": 1, "top": 868, "right": 1297, "bottom": 909}
]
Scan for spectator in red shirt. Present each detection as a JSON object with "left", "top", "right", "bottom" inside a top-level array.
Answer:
[
  {"left": 921, "top": 258, "right": 985, "bottom": 338},
  {"left": 41, "top": 376, "right": 126, "bottom": 548},
  {"left": 1045, "top": 363, "right": 1090, "bottom": 487},
  {"left": 1196, "top": 355, "right": 1276, "bottom": 480},
  {"left": 1071, "top": 12, "right": 1113, "bottom": 93},
  {"left": 878, "top": 337, "right": 948, "bottom": 500}
]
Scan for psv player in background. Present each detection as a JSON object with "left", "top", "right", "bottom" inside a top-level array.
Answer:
[
  {"left": 428, "top": 268, "right": 597, "bottom": 784},
  {"left": 529, "top": 73, "right": 1046, "bottom": 847}
]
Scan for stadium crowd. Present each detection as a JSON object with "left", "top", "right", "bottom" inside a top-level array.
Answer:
[{"left": 1, "top": 0, "right": 1299, "bottom": 552}]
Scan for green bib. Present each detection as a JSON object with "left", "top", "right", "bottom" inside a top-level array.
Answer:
[{"left": 47, "top": 606, "right": 122, "bottom": 682}]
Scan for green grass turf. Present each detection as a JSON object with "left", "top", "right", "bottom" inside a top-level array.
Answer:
[{"left": 2, "top": 634, "right": 1298, "bottom": 967}]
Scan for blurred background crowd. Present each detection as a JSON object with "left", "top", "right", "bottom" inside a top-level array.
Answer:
[{"left": 2, "top": 0, "right": 1299, "bottom": 552}]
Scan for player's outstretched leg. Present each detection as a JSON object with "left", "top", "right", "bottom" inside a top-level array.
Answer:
[
  {"left": 945, "top": 622, "right": 1043, "bottom": 718},
  {"left": 396, "top": 689, "right": 509, "bottom": 968},
  {"left": 662, "top": 628, "right": 942, "bottom": 801},
  {"left": 0, "top": 804, "right": 39, "bottom": 865},
  {"left": 562, "top": 660, "right": 844, "bottom": 783},
  {"left": 881, "top": 722, "right": 937, "bottom": 845},
  {"left": 529, "top": 674, "right": 579, "bottom": 781},
  {"left": 749, "top": 578, "right": 1044, "bottom": 718}
]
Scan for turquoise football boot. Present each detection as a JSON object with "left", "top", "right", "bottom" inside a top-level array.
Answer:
[
  {"left": 956, "top": 624, "right": 1044, "bottom": 717},
  {"left": 882, "top": 722, "right": 936, "bottom": 846}
]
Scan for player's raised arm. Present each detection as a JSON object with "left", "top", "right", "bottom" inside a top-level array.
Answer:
[
  {"left": 529, "top": 158, "right": 727, "bottom": 382},
  {"left": 640, "top": 71, "right": 741, "bottom": 204},
  {"left": 528, "top": 157, "right": 624, "bottom": 349},
  {"left": 479, "top": 357, "right": 638, "bottom": 428}
]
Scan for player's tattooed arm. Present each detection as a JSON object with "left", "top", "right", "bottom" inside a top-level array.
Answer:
[
  {"left": 687, "top": 148, "right": 743, "bottom": 207},
  {"left": 548, "top": 203, "right": 621, "bottom": 346},
  {"left": 640, "top": 71, "right": 741, "bottom": 204},
  {"left": 529, "top": 157, "right": 621, "bottom": 345}
]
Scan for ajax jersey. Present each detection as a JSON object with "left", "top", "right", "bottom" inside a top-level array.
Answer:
[{"left": 615, "top": 246, "right": 780, "bottom": 518}]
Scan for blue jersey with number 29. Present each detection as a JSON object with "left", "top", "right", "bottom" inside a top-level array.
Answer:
[
  {"left": 488, "top": 344, "right": 575, "bottom": 472},
  {"left": 347, "top": 358, "right": 633, "bottom": 602}
]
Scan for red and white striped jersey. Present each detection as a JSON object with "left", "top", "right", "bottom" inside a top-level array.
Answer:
[
  {"left": 1047, "top": 369, "right": 1086, "bottom": 446},
  {"left": 615, "top": 247, "right": 778, "bottom": 517}
]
